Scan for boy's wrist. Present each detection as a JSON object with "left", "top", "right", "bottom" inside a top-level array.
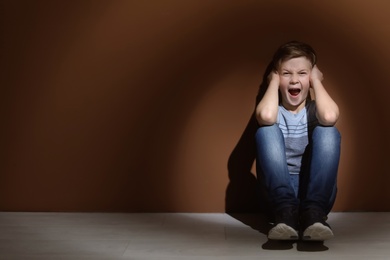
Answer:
[
  {"left": 310, "top": 78, "right": 323, "bottom": 87},
  {"left": 269, "top": 76, "right": 280, "bottom": 87}
]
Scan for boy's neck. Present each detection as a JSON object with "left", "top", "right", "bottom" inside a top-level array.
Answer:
[{"left": 282, "top": 100, "right": 306, "bottom": 114}]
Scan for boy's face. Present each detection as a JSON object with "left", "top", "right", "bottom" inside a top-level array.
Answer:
[{"left": 278, "top": 57, "right": 312, "bottom": 113}]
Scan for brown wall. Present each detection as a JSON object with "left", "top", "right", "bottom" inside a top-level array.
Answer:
[{"left": 1, "top": 0, "right": 390, "bottom": 212}]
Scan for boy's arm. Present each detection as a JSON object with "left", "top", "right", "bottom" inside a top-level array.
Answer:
[
  {"left": 255, "top": 71, "right": 280, "bottom": 126},
  {"left": 310, "top": 65, "right": 339, "bottom": 126}
]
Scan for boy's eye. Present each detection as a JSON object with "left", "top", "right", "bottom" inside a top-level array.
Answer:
[{"left": 299, "top": 71, "right": 307, "bottom": 75}]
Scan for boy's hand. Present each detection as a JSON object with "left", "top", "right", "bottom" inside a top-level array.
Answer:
[
  {"left": 267, "top": 70, "right": 280, "bottom": 86},
  {"left": 310, "top": 65, "right": 324, "bottom": 85}
]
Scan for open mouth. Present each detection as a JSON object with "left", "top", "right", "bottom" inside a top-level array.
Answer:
[{"left": 288, "top": 88, "right": 301, "bottom": 97}]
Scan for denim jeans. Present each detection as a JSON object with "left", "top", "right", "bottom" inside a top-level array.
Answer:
[{"left": 255, "top": 124, "right": 341, "bottom": 215}]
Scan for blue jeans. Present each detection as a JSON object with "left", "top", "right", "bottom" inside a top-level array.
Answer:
[{"left": 255, "top": 124, "right": 341, "bottom": 215}]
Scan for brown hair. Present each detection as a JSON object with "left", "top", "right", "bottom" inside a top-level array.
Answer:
[{"left": 272, "top": 41, "right": 317, "bottom": 71}]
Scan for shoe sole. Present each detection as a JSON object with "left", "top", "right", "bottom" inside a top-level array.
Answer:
[
  {"left": 268, "top": 223, "right": 299, "bottom": 240},
  {"left": 302, "top": 222, "right": 334, "bottom": 241}
]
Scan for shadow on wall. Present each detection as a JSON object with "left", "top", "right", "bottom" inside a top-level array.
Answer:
[
  {"left": 225, "top": 62, "right": 273, "bottom": 213},
  {"left": 226, "top": 111, "right": 260, "bottom": 213}
]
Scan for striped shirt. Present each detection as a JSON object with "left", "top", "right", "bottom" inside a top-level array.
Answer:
[{"left": 277, "top": 101, "right": 318, "bottom": 175}]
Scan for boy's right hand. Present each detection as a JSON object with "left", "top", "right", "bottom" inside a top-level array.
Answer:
[{"left": 267, "top": 71, "right": 280, "bottom": 86}]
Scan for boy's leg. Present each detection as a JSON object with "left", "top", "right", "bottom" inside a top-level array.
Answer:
[
  {"left": 300, "top": 126, "right": 341, "bottom": 240},
  {"left": 255, "top": 125, "right": 299, "bottom": 240}
]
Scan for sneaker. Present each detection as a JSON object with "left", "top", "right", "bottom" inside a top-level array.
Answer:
[
  {"left": 268, "top": 207, "right": 299, "bottom": 240},
  {"left": 301, "top": 209, "right": 334, "bottom": 241},
  {"left": 268, "top": 223, "right": 299, "bottom": 240}
]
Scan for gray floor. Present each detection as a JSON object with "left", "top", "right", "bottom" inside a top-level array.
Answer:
[{"left": 0, "top": 212, "right": 389, "bottom": 259}]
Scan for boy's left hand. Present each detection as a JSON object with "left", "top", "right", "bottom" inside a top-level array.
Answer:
[{"left": 310, "top": 65, "right": 324, "bottom": 85}]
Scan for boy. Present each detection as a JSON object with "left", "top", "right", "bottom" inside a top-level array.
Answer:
[{"left": 255, "top": 41, "right": 341, "bottom": 241}]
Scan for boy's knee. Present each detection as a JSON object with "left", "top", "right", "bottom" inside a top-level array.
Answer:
[
  {"left": 312, "top": 126, "right": 341, "bottom": 149},
  {"left": 255, "top": 124, "right": 285, "bottom": 158},
  {"left": 313, "top": 126, "right": 340, "bottom": 140},
  {"left": 255, "top": 124, "right": 279, "bottom": 140}
]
